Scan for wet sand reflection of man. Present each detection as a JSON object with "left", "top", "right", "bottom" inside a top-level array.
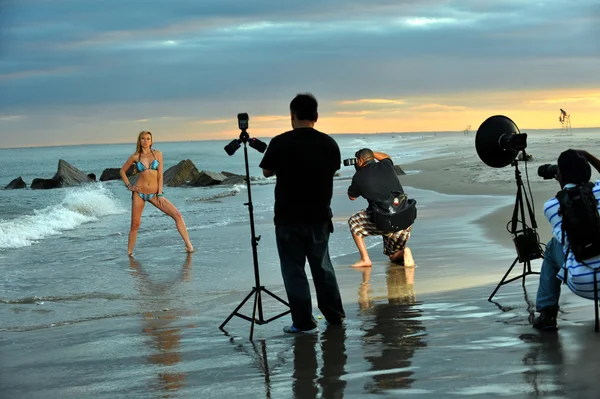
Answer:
[
  {"left": 291, "top": 329, "right": 348, "bottom": 399},
  {"left": 129, "top": 254, "right": 194, "bottom": 395},
  {"left": 357, "top": 264, "right": 426, "bottom": 392}
]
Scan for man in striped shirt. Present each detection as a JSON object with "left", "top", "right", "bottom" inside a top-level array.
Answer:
[{"left": 534, "top": 149, "right": 600, "bottom": 330}]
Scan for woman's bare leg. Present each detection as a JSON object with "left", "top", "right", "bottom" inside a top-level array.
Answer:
[
  {"left": 128, "top": 194, "right": 146, "bottom": 255},
  {"left": 150, "top": 196, "right": 194, "bottom": 252}
]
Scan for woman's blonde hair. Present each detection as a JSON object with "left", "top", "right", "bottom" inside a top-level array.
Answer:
[{"left": 136, "top": 131, "right": 153, "bottom": 154}]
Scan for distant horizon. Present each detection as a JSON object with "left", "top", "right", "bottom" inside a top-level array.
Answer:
[{"left": 2, "top": 126, "right": 598, "bottom": 151}]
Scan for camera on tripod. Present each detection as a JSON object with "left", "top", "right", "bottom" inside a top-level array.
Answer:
[{"left": 538, "top": 164, "right": 558, "bottom": 180}]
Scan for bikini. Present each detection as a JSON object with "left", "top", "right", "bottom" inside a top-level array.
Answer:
[{"left": 133, "top": 150, "right": 160, "bottom": 201}]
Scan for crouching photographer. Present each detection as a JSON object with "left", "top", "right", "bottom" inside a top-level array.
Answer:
[
  {"left": 346, "top": 148, "right": 417, "bottom": 268},
  {"left": 534, "top": 149, "right": 600, "bottom": 331}
]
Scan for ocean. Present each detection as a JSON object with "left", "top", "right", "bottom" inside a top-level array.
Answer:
[{"left": 0, "top": 132, "right": 527, "bottom": 398}]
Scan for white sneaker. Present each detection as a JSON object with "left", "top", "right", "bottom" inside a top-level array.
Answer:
[{"left": 283, "top": 325, "right": 319, "bottom": 334}]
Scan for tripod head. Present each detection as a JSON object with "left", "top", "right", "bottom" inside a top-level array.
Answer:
[{"left": 224, "top": 113, "right": 267, "bottom": 156}]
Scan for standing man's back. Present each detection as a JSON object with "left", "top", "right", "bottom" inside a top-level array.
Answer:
[{"left": 260, "top": 93, "right": 345, "bottom": 334}]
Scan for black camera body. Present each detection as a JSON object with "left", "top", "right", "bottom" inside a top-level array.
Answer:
[
  {"left": 538, "top": 164, "right": 558, "bottom": 180},
  {"left": 343, "top": 158, "right": 357, "bottom": 167}
]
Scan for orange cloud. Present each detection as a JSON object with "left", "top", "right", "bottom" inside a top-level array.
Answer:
[
  {"left": 410, "top": 103, "right": 469, "bottom": 112},
  {"left": 339, "top": 98, "right": 406, "bottom": 105},
  {"left": 252, "top": 115, "right": 289, "bottom": 123},
  {"left": 199, "top": 119, "right": 230, "bottom": 125}
]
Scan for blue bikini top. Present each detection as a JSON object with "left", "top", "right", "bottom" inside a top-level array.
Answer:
[{"left": 136, "top": 150, "right": 160, "bottom": 172}]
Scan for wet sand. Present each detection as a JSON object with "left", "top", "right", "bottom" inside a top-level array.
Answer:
[{"left": 3, "top": 130, "right": 600, "bottom": 398}]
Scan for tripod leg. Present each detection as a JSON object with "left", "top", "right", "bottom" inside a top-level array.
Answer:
[
  {"left": 256, "top": 288, "right": 265, "bottom": 323},
  {"left": 522, "top": 261, "right": 529, "bottom": 287},
  {"left": 261, "top": 287, "right": 291, "bottom": 306},
  {"left": 595, "top": 271, "right": 599, "bottom": 333},
  {"left": 220, "top": 288, "right": 257, "bottom": 331},
  {"left": 488, "top": 257, "right": 519, "bottom": 301},
  {"left": 250, "top": 289, "right": 259, "bottom": 340}
]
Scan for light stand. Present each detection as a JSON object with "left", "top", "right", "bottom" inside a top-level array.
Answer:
[
  {"left": 488, "top": 156, "right": 541, "bottom": 301},
  {"left": 219, "top": 113, "right": 291, "bottom": 340}
]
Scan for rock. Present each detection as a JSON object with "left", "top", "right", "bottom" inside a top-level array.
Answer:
[
  {"left": 87, "top": 173, "right": 97, "bottom": 181},
  {"left": 222, "top": 175, "right": 247, "bottom": 186},
  {"left": 5, "top": 176, "right": 26, "bottom": 189},
  {"left": 188, "top": 171, "right": 227, "bottom": 187},
  {"left": 394, "top": 165, "right": 406, "bottom": 175},
  {"left": 221, "top": 171, "right": 241, "bottom": 178},
  {"left": 31, "top": 159, "right": 94, "bottom": 190},
  {"left": 100, "top": 166, "right": 134, "bottom": 182},
  {"left": 31, "top": 178, "right": 61, "bottom": 189},
  {"left": 163, "top": 160, "right": 199, "bottom": 187}
]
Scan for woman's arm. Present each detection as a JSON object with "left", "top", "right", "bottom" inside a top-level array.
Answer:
[
  {"left": 156, "top": 150, "right": 164, "bottom": 194},
  {"left": 120, "top": 154, "right": 136, "bottom": 189}
]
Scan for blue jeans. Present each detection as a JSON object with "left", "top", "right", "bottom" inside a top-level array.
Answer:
[
  {"left": 536, "top": 237, "right": 565, "bottom": 311},
  {"left": 275, "top": 222, "right": 346, "bottom": 330}
]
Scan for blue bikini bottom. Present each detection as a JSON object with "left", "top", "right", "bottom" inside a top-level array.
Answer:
[{"left": 133, "top": 192, "right": 156, "bottom": 201}]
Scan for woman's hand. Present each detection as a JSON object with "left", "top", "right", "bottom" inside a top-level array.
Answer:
[{"left": 156, "top": 194, "right": 166, "bottom": 208}]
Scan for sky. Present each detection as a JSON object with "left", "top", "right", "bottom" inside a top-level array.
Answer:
[{"left": 0, "top": 0, "right": 599, "bottom": 148}]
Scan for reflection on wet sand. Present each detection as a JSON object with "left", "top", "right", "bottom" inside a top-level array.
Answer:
[
  {"left": 520, "top": 332, "right": 566, "bottom": 397},
  {"left": 358, "top": 264, "right": 426, "bottom": 393},
  {"left": 129, "top": 254, "right": 194, "bottom": 396},
  {"left": 291, "top": 327, "right": 348, "bottom": 399}
]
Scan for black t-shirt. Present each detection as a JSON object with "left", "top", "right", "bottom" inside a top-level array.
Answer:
[
  {"left": 259, "top": 127, "right": 341, "bottom": 225},
  {"left": 347, "top": 158, "right": 404, "bottom": 208}
]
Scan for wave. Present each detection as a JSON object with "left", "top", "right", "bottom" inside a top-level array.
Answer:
[
  {"left": 0, "top": 311, "right": 141, "bottom": 332},
  {"left": 0, "top": 184, "right": 126, "bottom": 250},
  {"left": 0, "top": 292, "right": 127, "bottom": 304},
  {"left": 188, "top": 184, "right": 246, "bottom": 202}
]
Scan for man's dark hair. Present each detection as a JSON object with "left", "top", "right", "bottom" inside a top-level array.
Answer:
[
  {"left": 355, "top": 148, "right": 374, "bottom": 161},
  {"left": 558, "top": 149, "right": 591, "bottom": 185},
  {"left": 290, "top": 93, "right": 318, "bottom": 121}
]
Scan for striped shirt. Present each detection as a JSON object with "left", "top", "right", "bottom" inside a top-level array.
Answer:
[{"left": 543, "top": 180, "right": 600, "bottom": 299}]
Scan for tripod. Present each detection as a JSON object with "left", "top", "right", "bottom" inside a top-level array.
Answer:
[
  {"left": 220, "top": 115, "right": 291, "bottom": 340},
  {"left": 488, "top": 158, "right": 542, "bottom": 301}
]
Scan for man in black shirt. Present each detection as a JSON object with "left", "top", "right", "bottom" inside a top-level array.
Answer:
[
  {"left": 347, "top": 148, "right": 415, "bottom": 268},
  {"left": 259, "top": 93, "right": 345, "bottom": 334}
]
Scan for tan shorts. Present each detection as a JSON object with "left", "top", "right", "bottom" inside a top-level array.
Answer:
[{"left": 348, "top": 210, "right": 412, "bottom": 255}]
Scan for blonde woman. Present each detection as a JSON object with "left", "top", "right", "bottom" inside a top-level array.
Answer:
[{"left": 120, "top": 131, "right": 194, "bottom": 255}]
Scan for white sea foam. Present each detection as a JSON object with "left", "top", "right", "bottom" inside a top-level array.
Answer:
[{"left": 0, "top": 184, "right": 125, "bottom": 249}]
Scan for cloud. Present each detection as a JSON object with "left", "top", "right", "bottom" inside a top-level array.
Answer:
[
  {"left": 0, "top": 114, "right": 23, "bottom": 121},
  {"left": 339, "top": 99, "right": 406, "bottom": 105},
  {"left": 0, "top": 0, "right": 599, "bottom": 147},
  {"left": 410, "top": 103, "right": 469, "bottom": 111},
  {"left": 199, "top": 119, "right": 230, "bottom": 125},
  {"left": 526, "top": 95, "right": 600, "bottom": 105}
]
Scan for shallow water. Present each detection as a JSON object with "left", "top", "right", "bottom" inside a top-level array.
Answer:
[{"left": 4, "top": 133, "right": 595, "bottom": 398}]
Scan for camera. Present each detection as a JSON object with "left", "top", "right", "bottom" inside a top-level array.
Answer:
[
  {"left": 343, "top": 158, "right": 357, "bottom": 167},
  {"left": 538, "top": 164, "right": 558, "bottom": 180}
]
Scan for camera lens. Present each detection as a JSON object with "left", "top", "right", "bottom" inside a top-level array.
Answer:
[{"left": 537, "top": 164, "right": 558, "bottom": 180}]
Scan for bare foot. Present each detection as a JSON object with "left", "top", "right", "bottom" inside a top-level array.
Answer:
[
  {"left": 403, "top": 247, "right": 415, "bottom": 267},
  {"left": 351, "top": 259, "right": 372, "bottom": 268},
  {"left": 185, "top": 246, "right": 194, "bottom": 253}
]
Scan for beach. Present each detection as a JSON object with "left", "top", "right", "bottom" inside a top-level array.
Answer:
[{"left": 2, "top": 129, "right": 600, "bottom": 398}]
